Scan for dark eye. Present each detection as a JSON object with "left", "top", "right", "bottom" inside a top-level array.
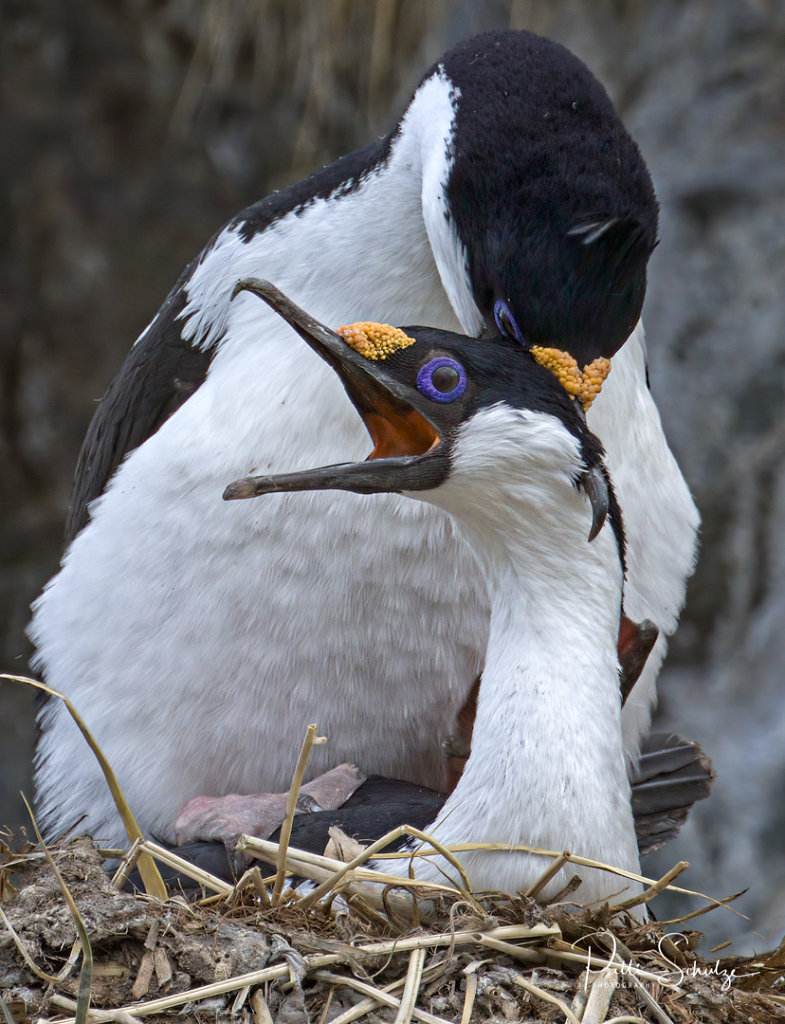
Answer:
[
  {"left": 493, "top": 299, "right": 526, "bottom": 346},
  {"left": 417, "top": 357, "right": 467, "bottom": 403}
]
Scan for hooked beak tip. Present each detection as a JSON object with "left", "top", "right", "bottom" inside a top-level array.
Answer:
[
  {"left": 580, "top": 465, "right": 610, "bottom": 542},
  {"left": 231, "top": 277, "right": 277, "bottom": 304},
  {"left": 232, "top": 279, "right": 258, "bottom": 302},
  {"left": 223, "top": 478, "right": 257, "bottom": 500},
  {"left": 587, "top": 515, "right": 605, "bottom": 543}
]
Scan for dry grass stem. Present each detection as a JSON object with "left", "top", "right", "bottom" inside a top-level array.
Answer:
[
  {"left": 273, "top": 723, "right": 325, "bottom": 904},
  {"left": 296, "top": 821, "right": 476, "bottom": 911},
  {"left": 0, "top": 994, "right": 16, "bottom": 1024},
  {"left": 0, "top": 673, "right": 166, "bottom": 901},
  {"left": 656, "top": 888, "right": 747, "bottom": 926},
  {"left": 48, "top": 994, "right": 144, "bottom": 1023},
  {"left": 610, "top": 861, "right": 691, "bottom": 912},
  {"left": 250, "top": 987, "right": 275, "bottom": 1024},
  {"left": 523, "top": 849, "right": 571, "bottom": 898},
  {"left": 393, "top": 947, "right": 427, "bottom": 1024},
  {"left": 138, "top": 839, "right": 233, "bottom": 896},
  {"left": 317, "top": 974, "right": 408, "bottom": 1024},
  {"left": 603, "top": 1017, "right": 650, "bottom": 1023},
  {"left": 581, "top": 966, "right": 620, "bottom": 1024},
  {"left": 510, "top": 970, "right": 582, "bottom": 1024},
  {"left": 460, "top": 966, "right": 479, "bottom": 1024},
  {"left": 617, "top": 971, "right": 676, "bottom": 1024},
  {"left": 230, "top": 865, "right": 272, "bottom": 905},
  {"left": 21, "top": 796, "right": 94, "bottom": 1024},
  {"left": 46, "top": 953, "right": 344, "bottom": 1024},
  {"left": 42, "top": 925, "right": 556, "bottom": 1024},
  {"left": 313, "top": 967, "right": 448, "bottom": 1024},
  {"left": 379, "top": 841, "right": 738, "bottom": 910},
  {"left": 238, "top": 834, "right": 455, "bottom": 917},
  {"left": 469, "top": 934, "right": 545, "bottom": 964},
  {"left": 109, "top": 838, "right": 143, "bottom": 891}
]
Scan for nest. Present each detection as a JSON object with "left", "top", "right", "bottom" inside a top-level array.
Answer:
[
  {"left": 2, "top": 828, "right": 785, "bottom": 1024},
  {"left": 2, "top": 679, "right": 785, "bottom": 1023}
]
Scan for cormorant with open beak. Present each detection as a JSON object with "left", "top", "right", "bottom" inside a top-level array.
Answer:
[{"left": 31, "top": 31, "right": 698, "bottom": 849}]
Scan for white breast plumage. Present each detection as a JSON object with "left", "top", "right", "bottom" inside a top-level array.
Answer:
[{"left": 30, "top": 30, "right": 698, "bottom": 850}]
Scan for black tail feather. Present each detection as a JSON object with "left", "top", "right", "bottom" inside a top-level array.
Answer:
[{"left": 631, "top": 732, "right": 714, "bottom": 856}]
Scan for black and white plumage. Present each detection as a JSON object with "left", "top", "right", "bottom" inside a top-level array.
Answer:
[
  {"left": 220, "top": 281, "right": 643, "bottom": 901},
  {"left": 30, "top": 30, "right": 698, "bottom": 849}
]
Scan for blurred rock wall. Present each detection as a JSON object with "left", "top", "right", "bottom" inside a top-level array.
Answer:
[{"left": 2, "top": 0, "right": 784, "bottom": 950}]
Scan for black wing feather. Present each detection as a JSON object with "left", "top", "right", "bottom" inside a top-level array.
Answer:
[{"left": 65, "top": 273, "right": 215, "bottom": 545}]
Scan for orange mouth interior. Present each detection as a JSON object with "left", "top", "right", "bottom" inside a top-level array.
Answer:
[{"left": 363, "top": 407, "right": 440, "bottom": 460}]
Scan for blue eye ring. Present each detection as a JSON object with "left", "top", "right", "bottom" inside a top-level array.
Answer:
[
  {"left": 493, "top": 298, "right": 526, "bottom": 346},
  {"left": 416, "top": 357, "right": 467, "bottom": 403}
]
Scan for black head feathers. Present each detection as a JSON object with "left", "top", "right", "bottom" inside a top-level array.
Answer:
[{"left": 440, "top": 30, "right": 658, "bottom": 363}]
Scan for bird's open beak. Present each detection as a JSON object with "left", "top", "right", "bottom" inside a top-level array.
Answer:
[{"left": 224, "top": 279, "right": 448, "bottom": 499}]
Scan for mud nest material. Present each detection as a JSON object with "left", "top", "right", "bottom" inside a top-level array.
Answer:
[{"left": 1, "top": 833, "right": 785, "bottom": 1024}]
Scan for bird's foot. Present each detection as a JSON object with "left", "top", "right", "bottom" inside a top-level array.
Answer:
[{"left": 172, "top": 762, "right": 366, "bottom": 871}]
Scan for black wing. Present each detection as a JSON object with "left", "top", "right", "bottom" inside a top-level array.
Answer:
[{"left": 65, "top": 269, "right": 216, "bottom": 545}]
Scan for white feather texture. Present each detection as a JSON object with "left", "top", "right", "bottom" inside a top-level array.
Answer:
[
  {"left": 382, "top": 407, "right": 641, "bottom": 903},
  {"left": 589, "top": 329, "right": 700, "bottom": 760},
  {"left": 30, "top": 67, "right": 697, "bottom": 850}
]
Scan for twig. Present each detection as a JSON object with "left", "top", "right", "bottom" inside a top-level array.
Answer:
[
  {"left": 593, "top": 932, "right": 676, "bottom": 1024},
  {"left": 460, "top": 966, "right": 479, "bottom": 1024},
  {"left": 656, "top": 888, "right": 747, "bottom": 926},
  {"left": 581, "top": 967, "right": 619, "bottom": 1024},
  {"left": 394, "top": 947, "right": 426, "bottom": 1024},
  {"left": 467, "top": 934, "right": 545, "bottom": 964},
  {"left": 609, "top": 860, "right": 690, "bottom": 912},
  {"left": 230, "top": 865, "right": 271, "bottom": 906},
  {"left": 273, "top": 723, "right": 325, "bottom": 904},
  {"left": 250, "top": 988, "right": 274, "bottom": 1024},
  {"left": 109, "top": 838, "right": 143, "bottom": 891},
  {"left": 46, "top": 995, "right": 144, "bottom": 1023},
  {"left": 47, "top": 953, "right": 344, "bottom": 1023},
  {"left": 509, "top": 971, "right": 581, "bottom": 1024},
  {"left": 238, "top": 834, "right": 453, "bottom": 918},
  {"left": 524, "top": 850, "right": 571, "bottom": 898},
  {"left": 42, "top": 923, "right": 555, "bottom": 1023},
  {"left": 378, "top": 842, "right": 742, "bottom": 914},
  {"left": 616, "top": 972, "right": 675, "bottom": 1024},
  {"left": 545, "top": 940, "right": 682, "bottom": 989},
  {"left": 296, "top": 822, "right": 474, "bottom": 911},
  {"left": 314, "top": 969, "right": 448, "bottom": 1024},
  {"left": 0, "top": 993, "right": 17, "bottom": 1024},
  {"left": 318, "top": 973, "right": 407, "bottom": 1024},
  {"left": 139, "top": 839, "right": 233, "bottom": 896}
]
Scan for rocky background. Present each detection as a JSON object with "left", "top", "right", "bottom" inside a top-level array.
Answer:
[{"left": 2, "top": 0, "right": 784, "bottom": 951}]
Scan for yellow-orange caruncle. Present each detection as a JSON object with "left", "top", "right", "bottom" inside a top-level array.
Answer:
[
  {"left": 336, "top": 322, "right": 416, "bottom": 361},
  {"left": 529, "top": 346, "right": 611, "bottom": 410}
]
